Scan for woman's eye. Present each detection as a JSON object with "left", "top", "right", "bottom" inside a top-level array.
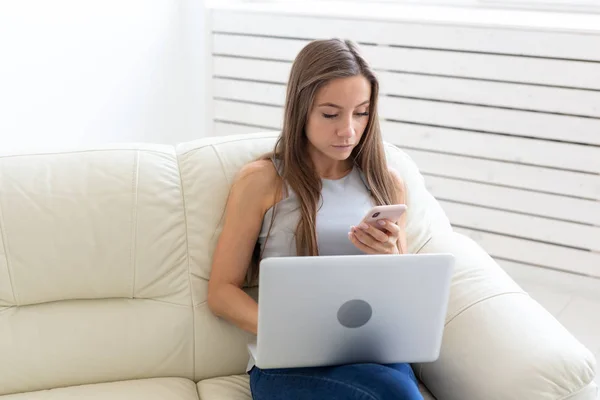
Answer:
[{"left": 322, "top": 112, "right": 368, "bottom": 119}]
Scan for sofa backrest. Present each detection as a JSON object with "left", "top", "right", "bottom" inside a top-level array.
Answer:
[
  {"left": 0, "top": 144, "right": 194, "bottom": 396},
  {"left": 0, "top": 132, "right": 451, "bottom": 395},
  {"left": 175, "top": 133, "right": 278, "bottom": 381}
]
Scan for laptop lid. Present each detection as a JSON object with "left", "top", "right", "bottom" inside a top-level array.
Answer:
[{"left": 253, "top": 253, "right": 455, "bottom": 369}]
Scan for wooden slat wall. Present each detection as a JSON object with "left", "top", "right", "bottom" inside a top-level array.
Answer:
[{"left": 208, "top": 8, "right": 600, "bottom": 278}]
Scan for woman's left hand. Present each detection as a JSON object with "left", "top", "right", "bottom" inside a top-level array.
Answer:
[{"left": 348, "top": 219, "right": 402, "bottom": 255}]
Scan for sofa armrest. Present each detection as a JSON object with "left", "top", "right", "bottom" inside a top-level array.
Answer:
[{"left": 415, "top": 231, "right": 598, "bottom": 400}]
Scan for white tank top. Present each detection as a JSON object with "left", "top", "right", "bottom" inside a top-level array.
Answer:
[
  {"left": 247, "top": 158, "right": 375, "bottom": 371},
  {"left": 258, "top": 158, "right": 375, "bottom": 258}
]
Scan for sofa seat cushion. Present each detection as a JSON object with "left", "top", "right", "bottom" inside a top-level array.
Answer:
[
  {"left": 0, "top": 378, "right": 199, "bottom": 400},
  {"left": 197, "top": 375, "right": 251, "bottom": 400},
  {"left": 196, "top": 374, "right": 436, "bottom": 399}
]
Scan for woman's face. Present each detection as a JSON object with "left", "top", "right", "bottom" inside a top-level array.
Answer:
[{"left": 305, "top": 75, "right": 371, "bottom": 164}]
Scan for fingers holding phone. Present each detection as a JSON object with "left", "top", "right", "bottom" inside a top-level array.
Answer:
[
  {"left": 362, "top": 204, "right": 406, "bottom": 227},
  {"left": 348, "top": 205, "right": 407, "bottom": 255},
  {"left": 374, "top": 218, "right": 401, "bottom": 236}
]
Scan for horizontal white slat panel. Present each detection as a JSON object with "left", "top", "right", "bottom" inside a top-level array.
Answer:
[
  {"left": 212, "top": 10, "right": 600, "bottom": 61},
  {"left": 212, "top": 57, "right": 281, "bottom": 83},
  {"left": 213, "top": 34, "right": 304, "bottom": 62},
  {"left": 405, "top": 149, "right": 600, "bottom": 201},
  {"left": 213, "top": 77, "right": 285, "bottom": 104},
  {"left": 213, "top": 57, "right": 290, "bottom": 83},
  {"left": 214, "top": 56, "right": 600, "bottom": 117},
  {"left": 213, "top": 76, "right": 600, "bottom": 146},
  {"left": 378, "top": 72, "right": 600, "bottom": 118},
  {"left": 379, "top": 97, "right": 600, "bottom": 146},
  {"left": 440, "top": 200, "right": 600, "bottom": 251},
  {"left": 424, "top": 175, "right": 600, "bottom": 226},
  {"left": 369, "top": 47, "right": 600, "bottom": 92},
  {"left": 214, "top": 99, "right": 283, "bottom": 128},
  {"left": 213, "top": 56, "right": 600, "bottom": 117},
  {"left": 381, "top": 122, "right": 600, "bottom": 173},
  {"left": 213, "top": 122, "right": 276, "bottom": 136},
  {"left": 210, "top": 1, "right": 600, "bottom": 31},
  {"left": 213, "top": 100, "right": 600, "bottom": 198},
  {"left": 213, "top": 34, "right": 600, "bottom": 91},
  {"left": 455, "top": 227, "right": 600, "bottom": 278},
  {"left": 210, "top": 2, "right": 600, "bottom": 33}
]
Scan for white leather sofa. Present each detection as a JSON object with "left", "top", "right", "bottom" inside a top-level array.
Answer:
[{"left": 0, "top": 132, "right": 597, "bottom": 400}]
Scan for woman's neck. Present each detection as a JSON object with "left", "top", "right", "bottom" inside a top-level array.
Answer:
[{"left": 310, "top": 154, "right": 353, "bottom": 180}]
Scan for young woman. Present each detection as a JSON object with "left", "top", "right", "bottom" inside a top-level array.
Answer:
[{"left": 207, "top": 38, "right": 423, "bottom": 400}]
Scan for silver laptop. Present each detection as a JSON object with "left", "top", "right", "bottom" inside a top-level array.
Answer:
[{"left": 248, "top": 253, "right": 455, "bottom": 370}]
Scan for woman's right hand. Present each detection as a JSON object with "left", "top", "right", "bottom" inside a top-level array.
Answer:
[{"left": 348, "top": 219, "right": 404, "bottom": 255}]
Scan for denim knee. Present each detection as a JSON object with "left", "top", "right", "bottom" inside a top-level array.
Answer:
[{"left": 350, "top": 363, "right": 423, "bottom": 400}]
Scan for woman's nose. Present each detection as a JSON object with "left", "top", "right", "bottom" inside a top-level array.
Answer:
[{"left": 337, "top": 117, "right": 355, "bottom": 138}]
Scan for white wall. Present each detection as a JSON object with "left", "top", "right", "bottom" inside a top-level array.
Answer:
[{"left": 0, "top": 0, "right": 207, "bottom": 151}]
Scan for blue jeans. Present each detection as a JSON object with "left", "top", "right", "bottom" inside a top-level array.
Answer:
[{"left": 249, "top": 362, "right": 423, "bottom": 400}]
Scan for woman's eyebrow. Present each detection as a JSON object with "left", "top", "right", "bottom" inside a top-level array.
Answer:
[{"left": 317, "top": 100, "right": 370, "bottom": 108}]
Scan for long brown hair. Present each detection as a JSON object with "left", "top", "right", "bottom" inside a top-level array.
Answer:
[{"left": 249, "top": 38, "right": 398, "bottom": 282}]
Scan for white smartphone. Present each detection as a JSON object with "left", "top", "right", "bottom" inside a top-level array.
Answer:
[{"left": 360, "top": 204, "right": 407, "bottom": 228}]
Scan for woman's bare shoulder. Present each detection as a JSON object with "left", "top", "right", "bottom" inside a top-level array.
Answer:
[
  {"left": 235, "top": 159, "right": 279, "bottom": 185},
  {"left": 231, "top": 159, "right": 282, "bottom": 205}
]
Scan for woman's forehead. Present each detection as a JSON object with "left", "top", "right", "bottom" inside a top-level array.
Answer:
[{"left": 315, "top": 76, "right": 371, "bottom": 107}]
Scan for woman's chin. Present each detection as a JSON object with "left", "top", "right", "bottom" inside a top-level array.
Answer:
[{"left": 326, "top": 152, "right": 351, "bottom": 161}]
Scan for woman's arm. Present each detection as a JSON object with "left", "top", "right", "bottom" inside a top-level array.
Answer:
[{"left": 207, "top": 160, "right": 279, "bottom": 335}]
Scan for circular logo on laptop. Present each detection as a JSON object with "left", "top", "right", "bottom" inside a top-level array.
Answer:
[{"left": 337, "top": 299, "right": 372, "bottom": 328}]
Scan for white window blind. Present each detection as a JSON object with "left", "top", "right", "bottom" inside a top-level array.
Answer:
[{"left": 244, "top": 0, "right": 600, "bottom": 14}]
